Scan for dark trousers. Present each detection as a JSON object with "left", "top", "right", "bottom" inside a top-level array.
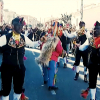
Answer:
[
  {"left": 1, "top": 63, "right": 25, "bottom": 96},
  {"left": 88, "top": 64, "right": 100, "bottom": 88},
  {"left": 74, "top": 48, "right": 88, "bottom": 66}
]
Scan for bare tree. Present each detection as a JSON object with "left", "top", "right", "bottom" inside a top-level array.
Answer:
[
  {"left": 61, "top": 13, "right": 72, "bottom": 27},
  {"left": 37, "top": 23, "right": 43, "bottom": 28}
]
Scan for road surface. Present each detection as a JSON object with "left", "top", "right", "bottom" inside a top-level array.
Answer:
[{"left": 0, "top": 48, "right": 100, "bottom": 100}]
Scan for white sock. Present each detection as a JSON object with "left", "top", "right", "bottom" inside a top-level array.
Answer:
[
  {"left": 84, "top": 67, "right": 87, "bottom": 75},
  {"left": 90, "top": 88, "right": 96, "bottom": 100},
  {"left": 63, "top": 57, "right": 67, "bottom": 64},
  {"left": 57, "top": 57, "right": 60, "bottom": 63},
  {"left": 13, "top": 93, "right": 21, "bottom": 100},
  {"left": 2, "top": 96, "right": 9, "bottom": 100},
  {"left": 76, "top": 66, "right": 79, "bottom": 73}
]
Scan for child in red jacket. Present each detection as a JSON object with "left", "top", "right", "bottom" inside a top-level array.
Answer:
[
  {"left": 36, "top": 36, "right": 63, "bottom": 90},
  {"left": 48, "top": 39, "right": 63, "bottom": 90}
]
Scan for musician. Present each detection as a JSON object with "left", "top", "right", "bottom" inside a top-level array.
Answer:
[
  {"left": 73, "top": 21, "right": 89, "bottom": 82},
  {"left": 81, "top": 21, "right": 100, "bottom": 100}
]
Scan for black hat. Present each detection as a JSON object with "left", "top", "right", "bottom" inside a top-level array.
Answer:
[
  {"left": 94, "top": 21, "right": 100, "bottom": 37},
  {"left": 94, "top": 21, "right": 100, "bottom": 27},
  {"left": 12, "top": 17, "right": 25, "bottom": 26},
  {"left": 79, "top": 21, "right": 85, "bottom": 26}
]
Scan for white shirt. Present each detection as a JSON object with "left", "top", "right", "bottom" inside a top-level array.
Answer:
[
  {"left": 63, "top": 30, "right": 77, "bottom": 38},
  {"left": 79, "top": 38, "right": 89, "bottom": 51},
  {"left": 85, "top": 31, "right": 92, "bottom": 39},
  {"left": 25, "top": 30, "right": 29, "bottom": 36},
  {"left": 0, "top": 35, "right": 42, "bottom": 48},
  {"left": 79, "top": 31, "right": 91, "bottom": 51}
]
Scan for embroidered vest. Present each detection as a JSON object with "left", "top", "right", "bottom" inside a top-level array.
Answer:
[{"left": 2, "top": 33, "right": 26, "bottom": 66}]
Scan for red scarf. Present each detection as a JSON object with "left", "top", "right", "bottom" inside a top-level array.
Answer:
[{"left": 93, "top": 36, "right": 100, "bottom": 48}]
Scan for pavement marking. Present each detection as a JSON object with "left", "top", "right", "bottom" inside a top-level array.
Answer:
[
  {"left": 34, "top": 56, "right": 43, "bottom": 74},
  {"left": 32, "top": 51, "right": 35, "bottom": 55},
  {"left": 38, "top": 64, "right": 43, "bottom": 73},
  {"left": 25, "top": 48, "right": 40, "bottom": 53},
  {"left": 51, "top": 90, "right": 56, "bottom": 95}
]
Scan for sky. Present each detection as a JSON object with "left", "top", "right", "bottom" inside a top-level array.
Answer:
[{"left": 3, "top": 0, "right": 100, "bottom": 21}]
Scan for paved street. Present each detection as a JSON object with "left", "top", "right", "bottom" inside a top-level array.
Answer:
[{"left": 0, "top": 48, "right": 100, "bottom": 100}]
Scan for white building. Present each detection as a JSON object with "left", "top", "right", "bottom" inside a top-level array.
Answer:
[
  {"left": 3, "top": 9, "right": 17, "bottom": 24},
  {"left": 71, "top": 3, "right": 100, "bottom": 30},
  {"left": 20, "top": 15, "right": 38, "bottom": 28}
]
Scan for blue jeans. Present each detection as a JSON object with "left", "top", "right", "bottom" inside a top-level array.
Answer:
[
  {"left": 42, "top": 64, "right": 48, "bottom": 81},
  {"left": 66, "top": 43, "right": 70, "bottom": 54},
  {"left": 48, "top": 60, "right": 57, "bottom": 87}
]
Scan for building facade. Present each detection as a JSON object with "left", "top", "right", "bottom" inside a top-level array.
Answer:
[
  {"left": 3, "top": 9, "right": 17, "bottom": 24},
  {"left": 71, "top": 3, "right": 100, "bottom": 30},
  {"left": 2, "top": 10, "right": 38, "bottom": 28},
  {"left": 20, "top": 15, "right": 38, "bottom": 28}
]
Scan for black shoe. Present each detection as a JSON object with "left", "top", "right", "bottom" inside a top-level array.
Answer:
[
  {"left": 48, "top": 86, "right": 58, "bottom": 90},
  {"left": 0, "top": 90, "right": 2, "bottom": 96},
  {"left": 67, "top": 55, "right": 70, "bottom": 58},
  {"left": 84, "top": 75, "right": 88, "bottom": 83},
  {"left": 74, "top": 73, "right": 79, "bottom": 80},
  {"left": 63, "top": 63, "right": 67, "bottom": 68},
  {"left": 44, "top": 81, "right": 47, "bottom": 84}
]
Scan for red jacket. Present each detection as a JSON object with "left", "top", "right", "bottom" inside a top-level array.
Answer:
[
  {"left": 50, "top": 40, "right": 63, "bottom": 62},
  {"left": 40, "top": 40, "right": 63, "bottom": 62}
]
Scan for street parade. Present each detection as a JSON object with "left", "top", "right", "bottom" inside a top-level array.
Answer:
[{"left": 0, "top": 0, "right": 100, "bottom": 100}]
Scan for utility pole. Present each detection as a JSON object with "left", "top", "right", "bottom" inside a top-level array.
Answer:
[{"left": 81, "top": 0, "right": 83, "bottom": 21}]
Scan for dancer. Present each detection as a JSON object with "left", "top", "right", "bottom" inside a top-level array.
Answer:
[
  {"left": 81, "top": 21, "right": 100, "bottom": 100},
  {"left": 57, "top": 25, "right": 77, "bottom": 68},
  {"left": 73, "top": 21, "right": 89, "bottom": 82},
  {"left": 0, "top": 17, "right": 45, "bottom": 100}
]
